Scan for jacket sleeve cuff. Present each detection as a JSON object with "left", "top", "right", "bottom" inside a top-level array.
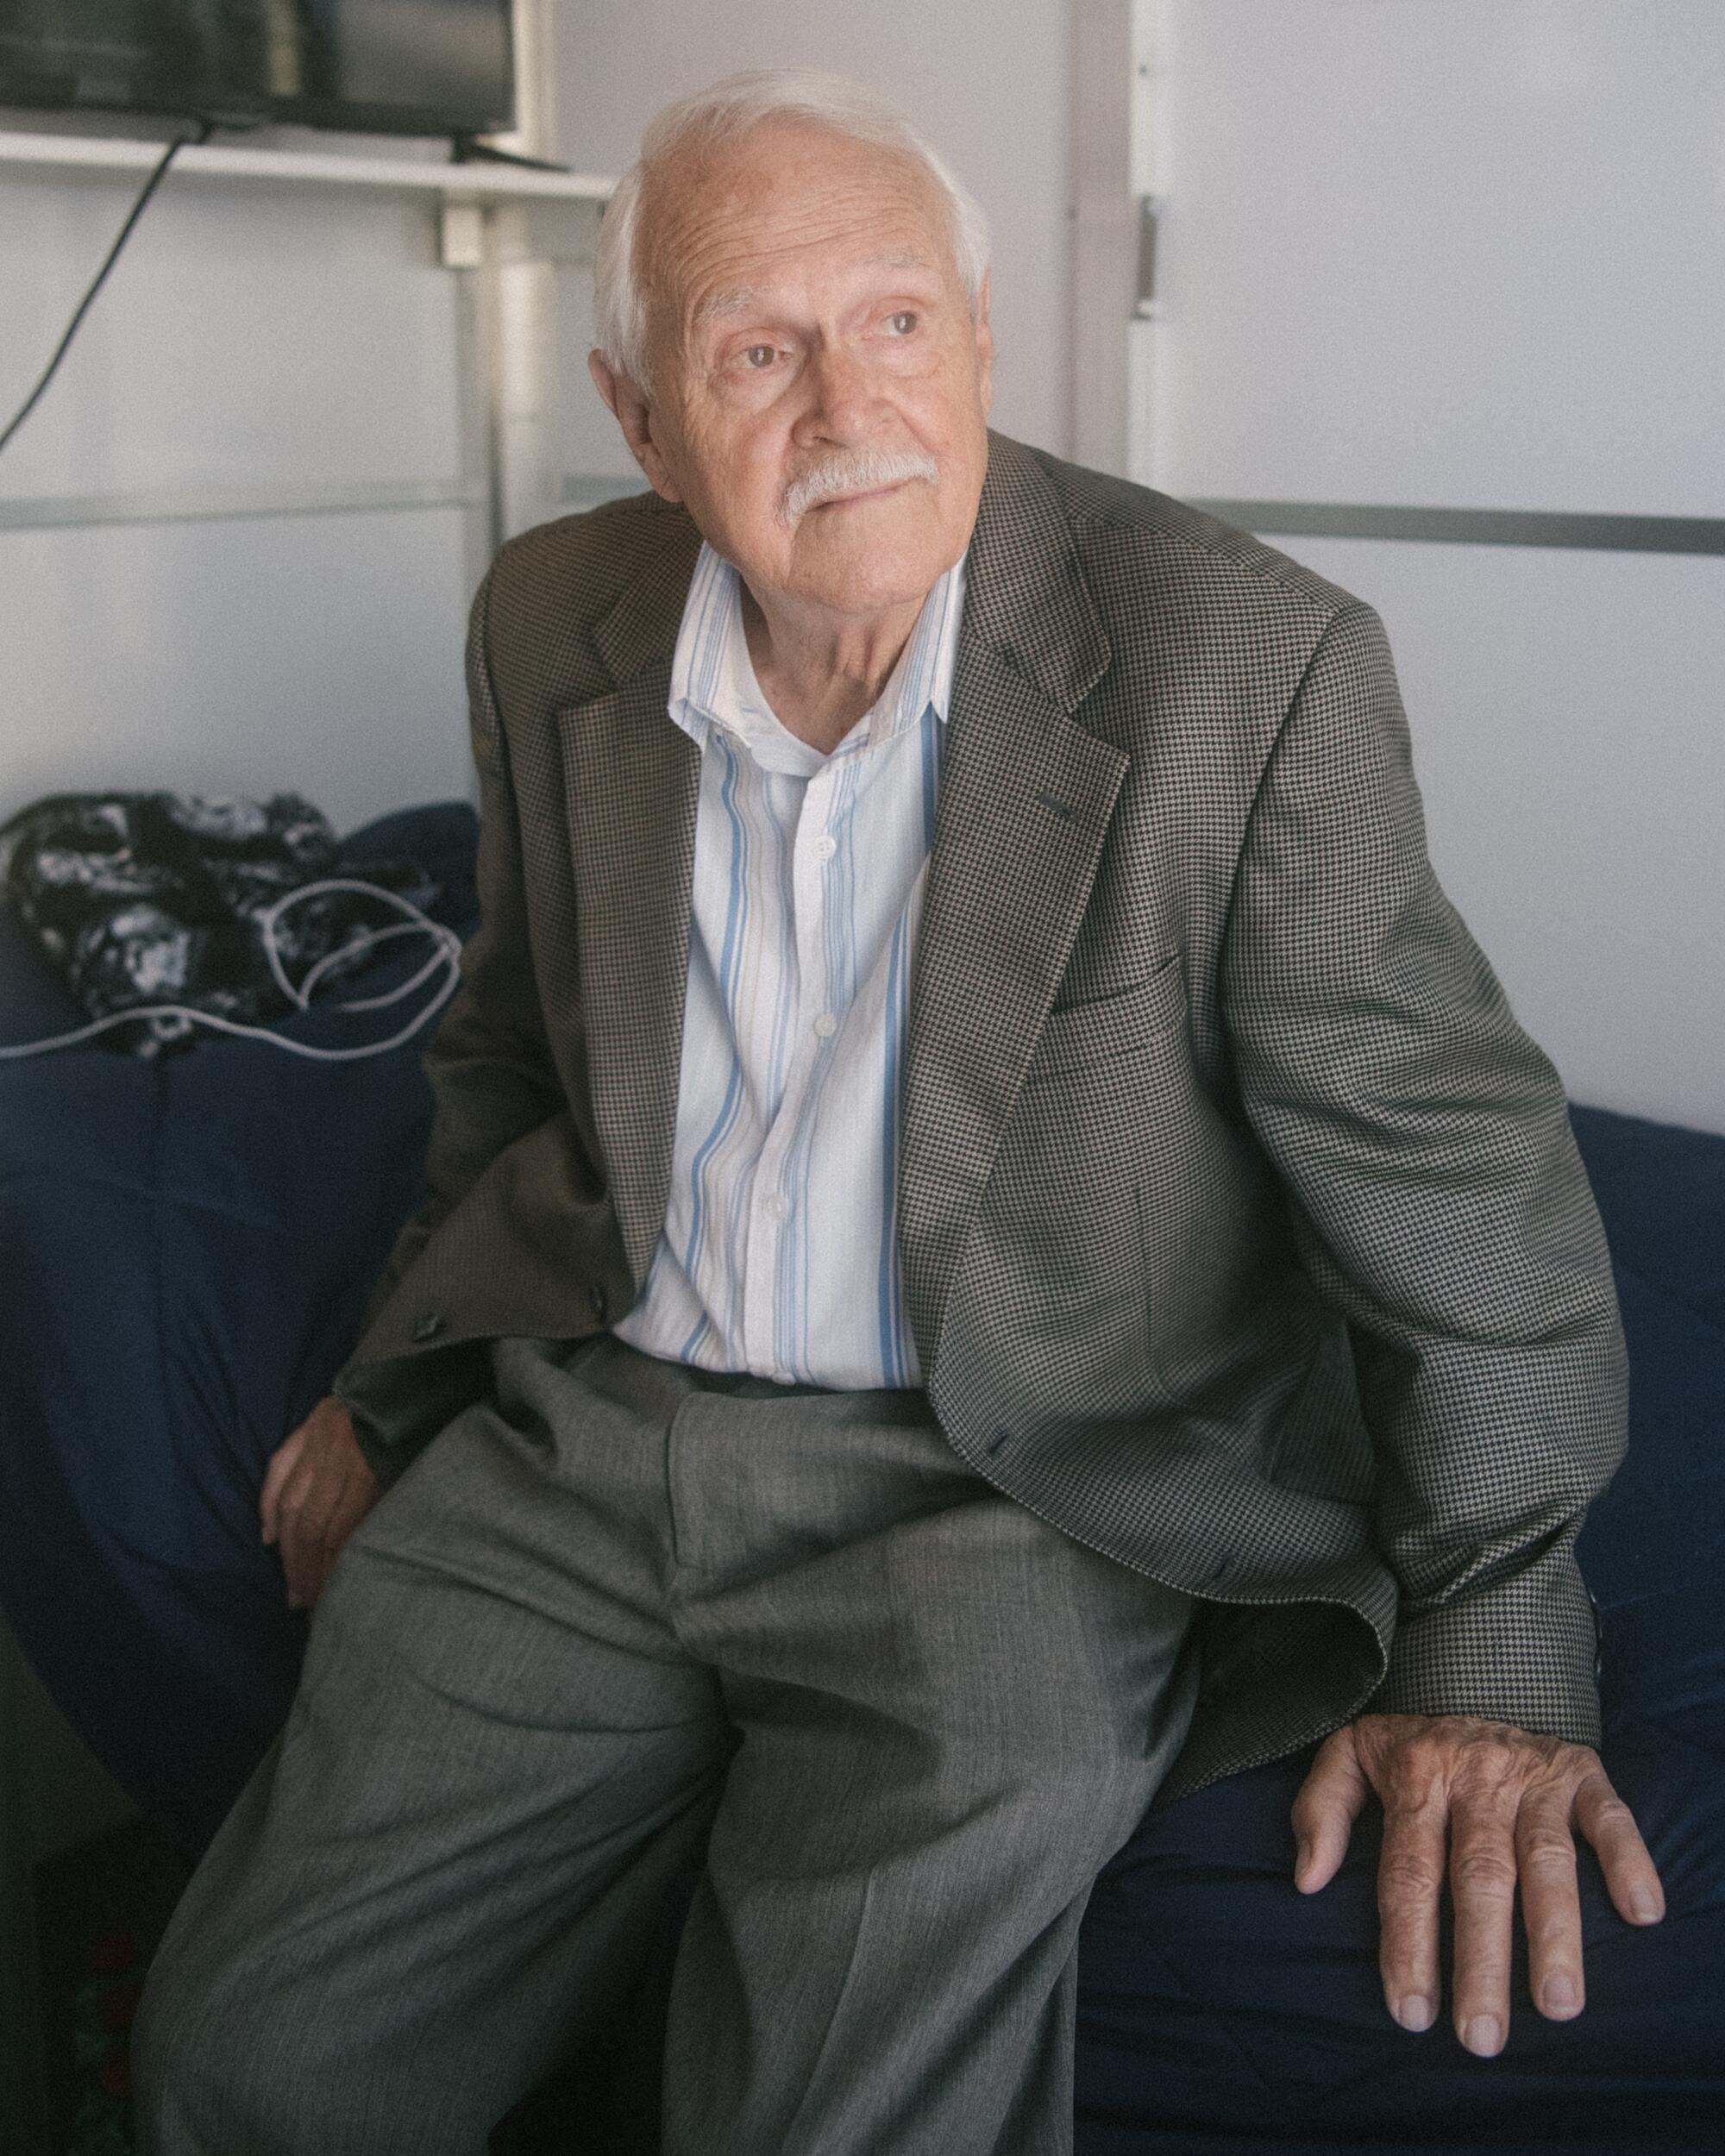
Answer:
[
  {"left": 333, "top": 1341, "right": 492, "bottom": 1490},
  {"left": 1366, "top": 1544, "right": 1605, "bottom": 1747}
]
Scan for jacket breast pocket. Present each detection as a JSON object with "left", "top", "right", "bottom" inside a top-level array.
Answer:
[{"left": 1024, "top": 952, "right": 1187, "bottom": 1083}]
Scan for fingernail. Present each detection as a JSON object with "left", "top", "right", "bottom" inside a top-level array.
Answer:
[
  {"left": 1395, "top": 1995, "right": 1433, "bottom": 2033},
  {"left": 1463, "top": 2015, "right": 1502, "bottom": 2057},
  {"left": 1630, "top": 1890, "right": 1661, "bottom": 1923},
  {"left": 1541, "top": 1974, "right": 1579, "bottom": 2017}
]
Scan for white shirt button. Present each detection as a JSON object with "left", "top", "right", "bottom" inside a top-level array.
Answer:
[
  {"left": 764, "top": 1193, "right": 789, "bottom": 1222},
  {"left": 813, "top": 834, "right": 837, "bottom": 861},
  {"left": 812, "top": 1012, "right": 838, "bottom": 1038}
]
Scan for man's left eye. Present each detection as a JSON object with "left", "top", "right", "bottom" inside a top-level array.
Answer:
[
  {"left": 886, "top": 311, "right": 919, "bottom": 335},
  {"left": 742, "top": 345, "right": 777, "bottom": 369}
]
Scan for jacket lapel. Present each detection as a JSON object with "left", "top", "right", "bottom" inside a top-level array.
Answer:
[
  {"left": 556, "top": 512, "right": 702, "bottom": 1291},
  {"left": 900, "top": 437, "right": 1125, "bottom": 1368}
]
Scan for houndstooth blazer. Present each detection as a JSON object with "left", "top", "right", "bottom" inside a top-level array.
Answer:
[{"left": 338, "top": 432, "right": 1628, "bottom": 1801}]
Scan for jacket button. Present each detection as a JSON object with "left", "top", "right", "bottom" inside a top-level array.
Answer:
[
  {"left": 411, "top": 1311, "right": 446, "bottom": 1343},
  {"left": 587, "top": 1284, "right": 608, "bottom": 1323}
]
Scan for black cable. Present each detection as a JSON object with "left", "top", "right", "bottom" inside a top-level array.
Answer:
[
  {"left": 451, "top": 135, "right": 569, "bottom": 174},
  {"left": 0, "top": 117, "right": 214, "bottom": 461}
]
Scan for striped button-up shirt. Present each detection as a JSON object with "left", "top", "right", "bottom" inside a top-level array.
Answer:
[{"left": 611, "top": 540, "right": 965, "bottom": 1389}]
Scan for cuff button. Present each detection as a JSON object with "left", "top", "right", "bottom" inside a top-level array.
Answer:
[{"left": 411, "top": 1311, "right": 447, "bottom": 1343}]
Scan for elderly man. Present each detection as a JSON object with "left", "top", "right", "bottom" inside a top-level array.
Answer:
[{"left": 137, "top": 68, "right": 1663, "bottom": 2156}]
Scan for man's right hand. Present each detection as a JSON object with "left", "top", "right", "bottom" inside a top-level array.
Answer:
[{"left": 260, "top": 1396, "right": 380, "bottom": 1610}]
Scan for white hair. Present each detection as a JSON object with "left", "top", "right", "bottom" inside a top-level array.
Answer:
[{"left": 593, "top": 69, "right": 991, "bottom": 395}]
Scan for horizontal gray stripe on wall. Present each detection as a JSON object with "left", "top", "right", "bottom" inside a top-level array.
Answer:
[
  {"left": 1187, "top": 499, "right": 1725, "bottom": 556},
  {"left": 0, "top": 478, "right": 482, "bottom": 533},
  {"left": 561, "top": 474, "right": 650, "bottom": 512}
]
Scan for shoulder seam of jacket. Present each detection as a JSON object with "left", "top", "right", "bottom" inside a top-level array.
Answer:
[{"left": 1065, "top": 495, "right": 1355, "bottom": 617}]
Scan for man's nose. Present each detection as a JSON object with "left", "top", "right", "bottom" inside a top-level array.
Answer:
[{"left": 795, "top": 341, "right": 886, "bottom": 443}]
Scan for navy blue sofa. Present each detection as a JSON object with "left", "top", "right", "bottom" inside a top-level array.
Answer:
[{"left": 3, "top": 804, "right": 1720, "bottom": 2150}]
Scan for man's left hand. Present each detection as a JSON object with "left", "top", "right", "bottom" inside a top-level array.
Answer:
[{"left": 1292, "top": 1713, "right": 1665, "bottom": 2054}]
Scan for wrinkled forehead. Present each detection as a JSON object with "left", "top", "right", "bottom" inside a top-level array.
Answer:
[{"left": 638, "top": 121, "right": 963, "bottom": 336}]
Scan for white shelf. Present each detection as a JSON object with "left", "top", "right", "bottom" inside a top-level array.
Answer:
[{"left": 0, "top": 127, "right": 612, "bottom": 204}]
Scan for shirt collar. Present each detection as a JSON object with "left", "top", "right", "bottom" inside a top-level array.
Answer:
[{"left": 668, "top": 542, "right": 966, "bottom": 770}]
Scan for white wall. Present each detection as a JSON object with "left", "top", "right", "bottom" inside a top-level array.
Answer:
[
  {"left": 1280, "top": 536, "right": 1725, "bottom": 1135},
  {"left": 549, "top": 0, "right": 1073, "bottom": 495},
  {"left": 0, "top": 137, "right": 478, "bottom": 832},
  {"left": 1127, "top": 0, "right": 1725, "bottom": 1135},
  {"left": 1132, "top": 0, "right": 1724, "bottom": 515}
]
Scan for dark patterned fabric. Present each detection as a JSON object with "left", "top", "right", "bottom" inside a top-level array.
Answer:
[
  {"left": 0, "top": 793, "right": 439, "bottom": 1055},
  {"left": 336, "top": 433, "right": 1628, "bottom": 1802}
]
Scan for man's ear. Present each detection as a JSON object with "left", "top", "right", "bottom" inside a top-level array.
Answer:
[
  {"left": 586, "top": 351, "right": 684, "bottom": 504},
  {"left": 973, "top": 270, "right": 995, "bottom": 418}
]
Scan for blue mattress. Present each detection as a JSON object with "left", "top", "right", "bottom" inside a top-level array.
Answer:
[
  {"left": 2, "top": 802, "right": 1720, "bottom": 2147},
  {"left": 0, "top": 802, "right": 478, "bottom": 1851}
]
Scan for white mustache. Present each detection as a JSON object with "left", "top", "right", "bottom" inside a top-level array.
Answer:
[{"left": 778, "top": 447, "right": 939, "bottom": 528}]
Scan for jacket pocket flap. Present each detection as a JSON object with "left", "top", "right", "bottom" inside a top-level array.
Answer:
[{"left": 1026, "top": 953, "right": 1186, "bottom": 1081}]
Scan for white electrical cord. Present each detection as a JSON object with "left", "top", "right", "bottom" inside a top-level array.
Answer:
[{"left": 0, "top": 878, "right": 463, "bottom": 1063}]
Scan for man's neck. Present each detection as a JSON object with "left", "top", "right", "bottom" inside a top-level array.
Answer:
[{"left": 739, "top": 579, "right": 932, "bottom": 755}]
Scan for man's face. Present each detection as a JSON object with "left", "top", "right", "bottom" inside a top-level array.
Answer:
[{"left": 604, "top": 121, "right": 994, "bottom": 621}]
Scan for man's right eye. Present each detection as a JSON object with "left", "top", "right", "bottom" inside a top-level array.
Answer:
[{"left": 742, "top": 345, "right": 777, "bottom": 369}]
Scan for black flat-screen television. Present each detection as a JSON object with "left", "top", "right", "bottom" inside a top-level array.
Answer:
[{"left": 0, "top": 0, "right": 515, "bottom": 138}]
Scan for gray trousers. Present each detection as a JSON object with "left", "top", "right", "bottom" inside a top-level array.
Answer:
[{"left": 135, "top": 1337, "right": 1197, "bottom": 2156}]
